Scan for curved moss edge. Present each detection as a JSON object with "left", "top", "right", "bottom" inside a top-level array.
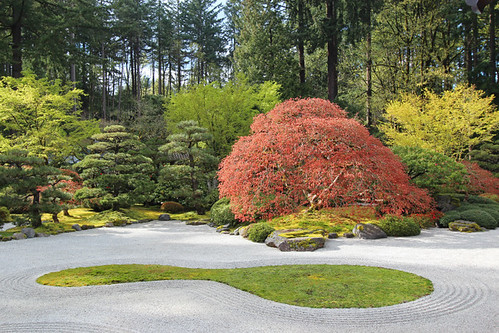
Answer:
[{"left": 37, "top": 264, "right": 434, "bottom": 309}]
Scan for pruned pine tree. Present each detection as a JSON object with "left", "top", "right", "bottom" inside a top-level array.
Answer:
[
  {"left": 75, "top": 125, "right": 155, "bottom": 211},
  {"left": 158, "top": 121, "right": 218, "bottom": 214}
]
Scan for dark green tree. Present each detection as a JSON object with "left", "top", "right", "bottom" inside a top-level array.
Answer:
[
  {"left": 0, "top": 150, "right": 61, "bottom": 227},
  {"left": 158, "top": 120, "right": 218, "bottom": 214},
  {"left": 75, "top": 125, "right": 155, "bottom": 211}
]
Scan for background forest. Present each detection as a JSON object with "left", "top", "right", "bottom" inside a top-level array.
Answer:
[{"left": 0, "top": 0, "right": 498, "bottom": 229}]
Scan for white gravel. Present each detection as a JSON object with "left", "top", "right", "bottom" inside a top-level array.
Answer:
[{"left": 0, "top": 220, "right": 498, "bottom": 332}]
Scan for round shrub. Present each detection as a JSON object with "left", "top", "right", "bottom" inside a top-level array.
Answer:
[
  {"left": 458, "top": 209, "right": 497, "bottom": 229},
  {"left": 439, "top": 211, "right": 462, "bottom": 227},
  {"left": 247, "top": 223, "right": 275, "bottom": 243},
  {"left": 0, "top": 206, "right": 11, "bottom": 223},
  {"left": 161, "top": 201, "right": 184, "bottom": 213},
  {"left": 378, "top": 215, "right": 421, "bottom": 237},
  {"left": 466, "top": 195, "right": 497, "bottom": 205},
  {"left": 210, "top": 198, "right": 237, "bottom": 227}
]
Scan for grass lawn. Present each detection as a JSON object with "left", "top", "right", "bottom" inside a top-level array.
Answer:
[{"left": 37, "top": 264, "right": 433, "bottom": 308}]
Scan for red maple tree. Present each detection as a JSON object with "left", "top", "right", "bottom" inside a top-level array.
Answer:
[
  {"left": 218, "top": 98, "right": 434, "bottom": 222},
  {"left": 461, "top": 161, "right": 499, "bottom": 195}
]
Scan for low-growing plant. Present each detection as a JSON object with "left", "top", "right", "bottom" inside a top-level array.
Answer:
[
  {"left": 160, "top": 201, "right": 184, "bottom": 213},
  {"left": 377, "top": 215, "right": 421, "bottom": 237},
  {"left": 458, "top": 210, "right": 497, "bottom": 229},
  {"left": 409, "top": 210, "right": 443, "bottom": 228},
  {"left": 0, "top": 206, "right": 11, "bottom": 223},
  {"left": 247, "top": 223, "right": 275, "bottom": 243},
  {"left": 210, "top": 197, "right": 237, "bottom": 226},
  {"left": 439, "top": 211, "right": 462, "bottom": 227},
  {"left": 480, "top": 193, "right": 499, "bottom": 203},
  {"left": 466, "top": 195, "right": 497, "bottom": 205}
]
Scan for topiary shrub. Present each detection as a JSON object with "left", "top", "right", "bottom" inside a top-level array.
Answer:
[
  {"left": 378, "top": 215, "right": 421, "bottom": 237},
  {"left": 210, "top": 197, "right": 237, "bottom": 227},
  {"left": 247, "top": 223, "right": 275, "bottom": 243},
  {"left": 458, "top": 209, "right": 497, "bottom": 229},
  {"left": 0, "top": 206, "right": 11, "bottom": 223},
  {"left": 439, "top": 211, "right": 462, "bottom": 227},
  {"left": 466, "top": 195, "right": 497, "bottom": 205},
  {"left": 161, "top": 201, "right": 184, "bottom": 213}
]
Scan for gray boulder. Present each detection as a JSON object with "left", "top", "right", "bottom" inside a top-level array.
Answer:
[
  {"left": 265, "top": 229, "right": 326, "bottom": 252},
  {"left": 352, "top": 223, "right": 387, "bottom": 239},
  {"left": 35, "top": 233, "right": 50, "bottom": 237},
  {"left": 185, "top": 220, "right": 207, "bottom": 226},
  {"left": 22, "top": 228, "right": 36, "bottom": 238},
  {"left": 104, "top": 222, "right": 114, "bottom": 227},
  {"left": 13, "top": 232, "right": 27, "bottom": 240},
  {"left": 158, "top": 214, "right": 171, "bottom": 221},
  {"left": 71, "top": 224, "right": 82, "bottom": 231},
  {"left": 343, "top": 232, "right": 355, "bottom": 238}
]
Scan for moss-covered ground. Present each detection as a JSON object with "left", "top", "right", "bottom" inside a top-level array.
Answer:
[
  {"left": 266, "top": 206, "right": 379, "bottom": 235},
  {"left": 37, "top": 264, "right": 433, "bottom": 308}
]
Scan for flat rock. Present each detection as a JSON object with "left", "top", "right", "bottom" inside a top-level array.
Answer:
[
  {"left": 104, "top": 222, "right": 114, "bottom": 227},
  {"left": 343, "top": 232, "right": 355, "bottom": 238},
  {"left": 22, "top": 228, "right": 36, "bottom": 238},
  {"left": 185, "top": 220, "right": 207, "bottom": 226},
  {"left": 265, "top": 229, "right": 327, "bottom": 252},
  {"left": 158, "top": 214, "right": 171, "bottom": 221},
  {"left": 449, "top": 220, "right": 482, "bottom": 232},
  {"left": 72, "top": 224, "right": 82, "bottom": 231},
  {"left": 35, "top": 233, "right": 50, "bottom": 237},
  {"left": 13, "top": 232, "right": 27, "bottom": 240},
  {"left": 352, "top": 223, "right": 387, "bottom": 239}
]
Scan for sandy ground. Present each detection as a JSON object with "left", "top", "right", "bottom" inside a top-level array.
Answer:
[{"left": 0, "top": 220, "right": 498, "bottom": 332}]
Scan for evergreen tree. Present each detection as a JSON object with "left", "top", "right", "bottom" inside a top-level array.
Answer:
[
  {"left": 75, "top": 125, "right": 155, "bottom": 211},
  {"left": 158, "top": 121, "right": 218, "bottom": 214},
  {"left": 0, "top": 150, "right": 61, "bottom": 227}
]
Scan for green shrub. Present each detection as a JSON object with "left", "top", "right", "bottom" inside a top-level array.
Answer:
[
  {"left": 247, "top": 223, "right": 275, "bottom": 242},
  {"left": 439, "top": 211, "right": 462, "bottom": 227},
  {"left": 0, "top": 206, "right": 11, "bottom": 223},
  {"left": 210, "top": 198, "right": 237, "bottom": 227},
  {"left": 458, "top": 210, "right": 497, "bottom": 229},
  {"left": 466, "top": 195, "right": 497, "bottom": 205},
  {"left": 160, "top": 201, "right": 184, "bottom": 213},
  {"left": 378, "top": 215, "right": 421, "bottom": 237}
]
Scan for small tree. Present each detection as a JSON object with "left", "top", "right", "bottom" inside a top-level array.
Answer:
[
  {"left": 158, "top": 121, "right": 218, "bottom": 214},
  {"left": 380, "top": 85, "right": 499, "bottom": 160},
  {"left": 0, "top": 150, "right": 61, "bottom": 227},
  {"left": 75, "top": 125, "right": 155, "bottom": 211},
  {"left": 461, "top": 161, "right": 499, "bottom": 195},
  {"left": 391, "top": 146, "right": 468, "bottom": 195},
  {"left": 218, "top": 98, "right": 433, "bottom": 222}
]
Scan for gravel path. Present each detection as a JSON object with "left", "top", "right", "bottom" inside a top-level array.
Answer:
[{"left": 0, "top": 220, "right": 498, "bottom": 332}]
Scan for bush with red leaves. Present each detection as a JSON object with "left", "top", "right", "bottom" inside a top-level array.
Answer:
[
  {"left": 218, "top": 98, "right": 434, "bottom": 222},
  {"left": 461, "top": 161, "right": 499, "bottom": 195}
]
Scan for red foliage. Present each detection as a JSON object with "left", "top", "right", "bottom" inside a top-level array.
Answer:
[
  {"left": 38, "top": 169, "right": 83, "bottom": 205},
  {"left": 461, "top": 161, "right": 499, "bottom": 195},
  {"left": 218, "top": 98, "right": 434, "bottom": 222}
]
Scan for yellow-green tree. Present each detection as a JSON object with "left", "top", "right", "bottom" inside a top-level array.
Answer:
[{"left": 380, "top": 85, "right": 499, "bottom": 160}]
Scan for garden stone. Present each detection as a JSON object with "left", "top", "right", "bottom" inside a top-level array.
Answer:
[
  {"left": 185, "top": 220, "right": 207, "bottom": 226},
  {"left": 104, "top": 222, "right": 114, "bottom": 227},
  {"left": 138, "top": 219, "right": 153, "bottom": 223},
  {"left": 343, "top": 232, "right": 355, "bottom": 238},
  {"left": 72, "top": 224, "right": 82, "bottom": 231},
  {"left": 328, "top": 232, "right": 338, "bottom": 239},
  {"left": 13, "top": 232, "right": 27, "bottom": 240},
  {"left": 22, "top": 228, "right": 36, "bottom": 238},
  {"left": 449, "top": 220, "right": 482, "bottom": 232},
  {"left": 233, "top": 226, "right": 243, "bottom": 236},
  {"left": 352, "top": 223, "right": 387, "bottom": 239},
  {"left": 35, "top": 233, "right": 50, "bottom": 237},
  {"left": 265, "top": 229, "right": 326, "bottom": 252},
  {"left": 158, "top": 214, "right": 171, "bottom": 221}
]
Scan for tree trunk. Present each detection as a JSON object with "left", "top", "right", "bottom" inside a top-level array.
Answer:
[
  {"left": 298, "top": 0, "right": 306, "bottom": 87},
  {"left": 52, "top": 212, "right": 60, "bottom": 223},
  {"left": 326, "top": 0, "right": 338, "bottom": 102},
  {"left": 31, "top": 190, "right": 42, "bottom": 228},
  {"left": 63, "top": 209, "right": 72, "bottom": 217},
  {"left": 490, "top": 1, "right": 497, "bottom": 83},
  {"left": 11, "top": 6, "right": 23, "bottom": 78},
  {"left": 366, "top": 29, "right": 372, "bottom": 128}
]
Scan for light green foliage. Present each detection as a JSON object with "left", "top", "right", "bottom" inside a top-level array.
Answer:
[
  {"left": 75, "top": 125, "right": 155, "bottom": 210},
  {"left": 247, "top": 222, "right": 275, "bottom": 243},
  {"left": 377, "top": 215, "right": 421, "bottom": 237},
  {"left": 210, "top": 197, "right": 237, "bottom": 227},
  {"left": 380, "top": 85, "right": 499, "bottom": 160},
  {"left": 0, "top": 150, "right": 61, "bottom": 227},
  {"left": 158, "top": 121, "right": 218, "bottom": 214},
  {"left": 391, "top": 146, "right": 468, "bottom": 194},
  {"left": 0, "top": 206, "right": 11, "bottom": 224},
  {"left": 165, "top": 77, "right": 280, "bottom": 157},
  {"left": 0, "top": 74, "right": 98, "bottom": 164},
  {"left": 470, "top": 140, "right": 499, "bottom": 178}
]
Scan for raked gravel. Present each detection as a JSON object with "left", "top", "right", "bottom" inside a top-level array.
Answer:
[{"left": 0, "top": 220, "right": 498, "bottom": 332}]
